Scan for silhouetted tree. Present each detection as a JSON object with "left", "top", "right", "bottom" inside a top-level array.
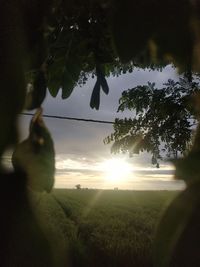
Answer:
[
  {"left": 105, "top": 75, "right": 200, "bottom": 166},
  {"left": 75, "top": 184, "right": 81, "bottom": 190}
]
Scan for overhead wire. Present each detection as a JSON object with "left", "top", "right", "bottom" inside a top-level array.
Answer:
[
  {"left": 21, "top": 112, "right": 115, "bottom": 125},
  {"left": 21, "top": 113, "right": 197, "bottom": 129}
]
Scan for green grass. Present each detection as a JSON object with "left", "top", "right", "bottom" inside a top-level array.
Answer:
[{"left": 46, "top": 189, "right": 179, "bottom": 267}]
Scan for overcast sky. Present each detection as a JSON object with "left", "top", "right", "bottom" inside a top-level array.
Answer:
[{"left": 11, "top": 65, "right": 186, "bottom": 190}]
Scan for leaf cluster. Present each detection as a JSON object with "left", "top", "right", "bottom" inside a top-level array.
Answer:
[
  {"left": 1, "top": 0, "right": 200, "bottom": 156},
  {"left": 26, "top": 0, "right": 197, "bottom": 110},
  {"left": 105, "top": 76, "right": 199, "bottom": 164}
]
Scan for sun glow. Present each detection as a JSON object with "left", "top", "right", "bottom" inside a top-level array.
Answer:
[{"left": 100, "top": 158, "right": 133, "bottom": 183}]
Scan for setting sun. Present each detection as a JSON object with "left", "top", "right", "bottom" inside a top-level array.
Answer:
[{"left": 100, "top": 158, "right": 133, "bottom": 183}]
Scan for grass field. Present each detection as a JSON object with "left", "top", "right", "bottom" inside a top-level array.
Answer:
[{"left": 37, "top": 189, "right": 179, "bottom": 267}]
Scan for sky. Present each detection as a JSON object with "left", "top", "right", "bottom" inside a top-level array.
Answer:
[{"left": 4, "top": 65, "right": 186, "bottom": 190}]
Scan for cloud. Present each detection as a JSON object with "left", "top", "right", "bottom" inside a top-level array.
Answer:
[
  {"left": 16, "top": 66, "right": 181, "bottom": 189},
  {"left": 54, "top": 152, "right": 183, "bottom": 190}
]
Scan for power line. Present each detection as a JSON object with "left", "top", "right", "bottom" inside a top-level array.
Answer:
[{"left": 21, "top": 112, "right": 115, "bottom": 125}]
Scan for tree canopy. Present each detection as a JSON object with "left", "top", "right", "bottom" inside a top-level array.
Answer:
[
  {"left": 104, "top": 74, "right": 200, "bottom": 166},
  {"left": 44, "top": 0, "right": 200, "bottom": 107},
  {"left": 1, "top": 0, "right": 200, "bottom": 158}
]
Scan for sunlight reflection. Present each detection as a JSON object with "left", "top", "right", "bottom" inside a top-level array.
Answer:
[{"left": 82, "top": 190, "right": 103, "bottom": 218}]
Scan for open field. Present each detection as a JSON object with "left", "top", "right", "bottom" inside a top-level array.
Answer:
[{"left": 45, "top": 189, "right": 179, "bottom": 267}]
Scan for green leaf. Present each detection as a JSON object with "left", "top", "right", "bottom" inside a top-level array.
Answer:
[
  {"left": 48, "top": 77, "right": 61, "bottom": 97},
  {"left": 154, "top": 183, "right": 200, "bottom": 267},
  {"left": 100, "top": 75, "right": 109, "bottom": 95},
  {"left": 96, "top": 66, "right": 109, "bottom": 94},
  {"left": 32, "top": 71, "right": 47, "bottom": 109},
  {"left": 67, "top": 62, "right": 81, "bottom": 82},
  {"left": 62, "top": 69, "right": 76, "bottom": 99},
  {"left": 47, "top": 58, "right": 65, "bottom": 97},
  {"left": 90, "top": 80, "right": 101, "bottom": 110},
  {"left": 26, "top": 71, "right": 47, "bottom": 110}
]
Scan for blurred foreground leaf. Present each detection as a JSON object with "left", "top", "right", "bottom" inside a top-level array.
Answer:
[{"left": 154, "top": 182, "right": 200, "bottom": 267}]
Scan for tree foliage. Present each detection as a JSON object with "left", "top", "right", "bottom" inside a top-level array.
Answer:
[
  {"left": 1, "top": 0, "right": 200, "bottom": 158},
  {"left": 105, "top": 75, "right": 200, "bottom": 166},
  {"left": 1, "top": 1, "right": 200, "bottom": 267},
  {"left": 24, "top": 0, "right": 200, "bottom": 112}
]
